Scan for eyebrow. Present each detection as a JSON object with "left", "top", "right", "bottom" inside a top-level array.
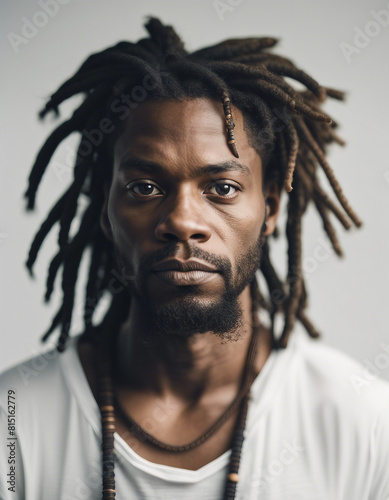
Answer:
[{"left": 118, "top": 156, "right": 252, "bottom": 178}]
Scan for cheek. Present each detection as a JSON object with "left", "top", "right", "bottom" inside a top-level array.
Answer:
[
  {"left": 107, "top": 191, "right": 153, "bottom": 264},
  {"left": 225, "top": 197, "right": 265, "bottom": 238},
  {"left": 218, "top": 199, "right": 265, "bottom": 262},
  {"left": 110, "top": 207, "right": 146, "bottom": 241},
  {"left": 232, "top": 218, "right": 262, "bottom": 253}
]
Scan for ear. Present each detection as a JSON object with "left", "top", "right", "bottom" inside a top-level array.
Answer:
[
  {"left": 100, "top": 185, "right": 113, "bottom": 242},
  {"left": 263, "top": 181, "right": 281, "bottom": 237}
]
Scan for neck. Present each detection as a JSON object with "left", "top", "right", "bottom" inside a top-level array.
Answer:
[{"left": 113, "top": 286, "right": 272, "bottom": 405}]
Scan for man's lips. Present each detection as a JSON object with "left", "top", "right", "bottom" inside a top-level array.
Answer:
[
  {"left": 151, "top": 259, "right": 218, "bottom": 273},
  {"left": 151, "top": 259, "right": 219, "bottom": 286}
]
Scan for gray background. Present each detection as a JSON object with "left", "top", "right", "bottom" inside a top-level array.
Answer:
[{"left": 1, "top": 0, "right": 388, "bottom": 382}]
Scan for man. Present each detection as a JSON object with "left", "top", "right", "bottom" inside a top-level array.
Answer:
[{"left": 1, "top": 18, "right": 388, "bottom": 500}]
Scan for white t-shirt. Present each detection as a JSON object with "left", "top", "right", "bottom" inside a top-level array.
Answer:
[{"left": 1, "top": 327, "right": 389, "bottom": 500}]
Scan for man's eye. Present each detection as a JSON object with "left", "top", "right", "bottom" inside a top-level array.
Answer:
[
  {"left": 207, "top": 183, "right": 238, "bottom": 197},
  {"left": 127, "top": 182, "right": 163, "bottom": 197}
]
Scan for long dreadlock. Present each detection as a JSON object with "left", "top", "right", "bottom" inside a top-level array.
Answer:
[{"left": 24, "top": 17, "right": 362, "bottom": 352}]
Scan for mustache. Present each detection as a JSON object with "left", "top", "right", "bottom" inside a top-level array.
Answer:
[{"left": 139, "top": 243, "right": 233, "bottom": 276}]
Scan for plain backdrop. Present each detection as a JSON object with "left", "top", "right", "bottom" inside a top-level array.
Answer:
[{"left": 1, "top": 0, "right": 388, "bottom": 382}]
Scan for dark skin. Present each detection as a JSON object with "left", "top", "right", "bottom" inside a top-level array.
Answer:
[{"left": 79, "top": 98, "right": 281, "bottom": 470}]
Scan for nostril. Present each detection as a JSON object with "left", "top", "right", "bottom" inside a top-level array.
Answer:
[
  {"left": 162, "top": 233, "right": 180, "bottom": 242},
  {"left": 160, "top": 232, "right": 206, "bottom": 242}
]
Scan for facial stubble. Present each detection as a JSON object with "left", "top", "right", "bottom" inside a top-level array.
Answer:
[{"left": 114, "top": 229, "right": 266, "bottom": 344}]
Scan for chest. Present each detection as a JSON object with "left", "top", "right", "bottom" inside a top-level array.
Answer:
[{"left": 114, "top": 402, "right": 240, "bottom": 470}]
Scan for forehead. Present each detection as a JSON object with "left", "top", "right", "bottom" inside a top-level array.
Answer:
[{"left": 113, "top": 98, "right": 263, "bottom": 178}]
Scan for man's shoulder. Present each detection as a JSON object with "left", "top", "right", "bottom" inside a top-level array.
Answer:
[
  {"left": 0, "top": 338, "right": 79, "bottom": 413},
  {"left": 290, "top": 330, "right": 389, "bottom": 420}
]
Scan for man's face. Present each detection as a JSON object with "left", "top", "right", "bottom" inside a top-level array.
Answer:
[{"left": 102, "top": 98, "right": 272, "bottom": 339}]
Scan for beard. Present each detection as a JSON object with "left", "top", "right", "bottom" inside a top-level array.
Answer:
[{"left": 113, "top": 228, "right": 266, "bottom": 343}]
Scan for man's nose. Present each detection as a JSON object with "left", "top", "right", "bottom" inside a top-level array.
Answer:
[{"left": 155, "top": 187, "right": 212, "bottom": 243}]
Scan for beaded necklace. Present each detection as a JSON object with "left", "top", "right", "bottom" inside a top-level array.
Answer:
[{"left": 97, "top": 323, "right": 260, "bottom": 499}]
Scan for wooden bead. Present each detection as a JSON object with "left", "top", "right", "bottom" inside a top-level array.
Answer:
[
  {"left": 100, "top": 406, "right": 115, "bottom": 411},
  {"left": 227, "top": 472, "right": 239, "bottom": 483}
]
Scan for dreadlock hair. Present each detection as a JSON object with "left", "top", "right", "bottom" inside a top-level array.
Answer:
[{"left": 24, "top": 17, "right": 362, "bottom": 352}]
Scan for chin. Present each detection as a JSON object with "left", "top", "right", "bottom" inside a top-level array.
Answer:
[{"left": 135, "top": 291, "right": 244, "bottom": 343}]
